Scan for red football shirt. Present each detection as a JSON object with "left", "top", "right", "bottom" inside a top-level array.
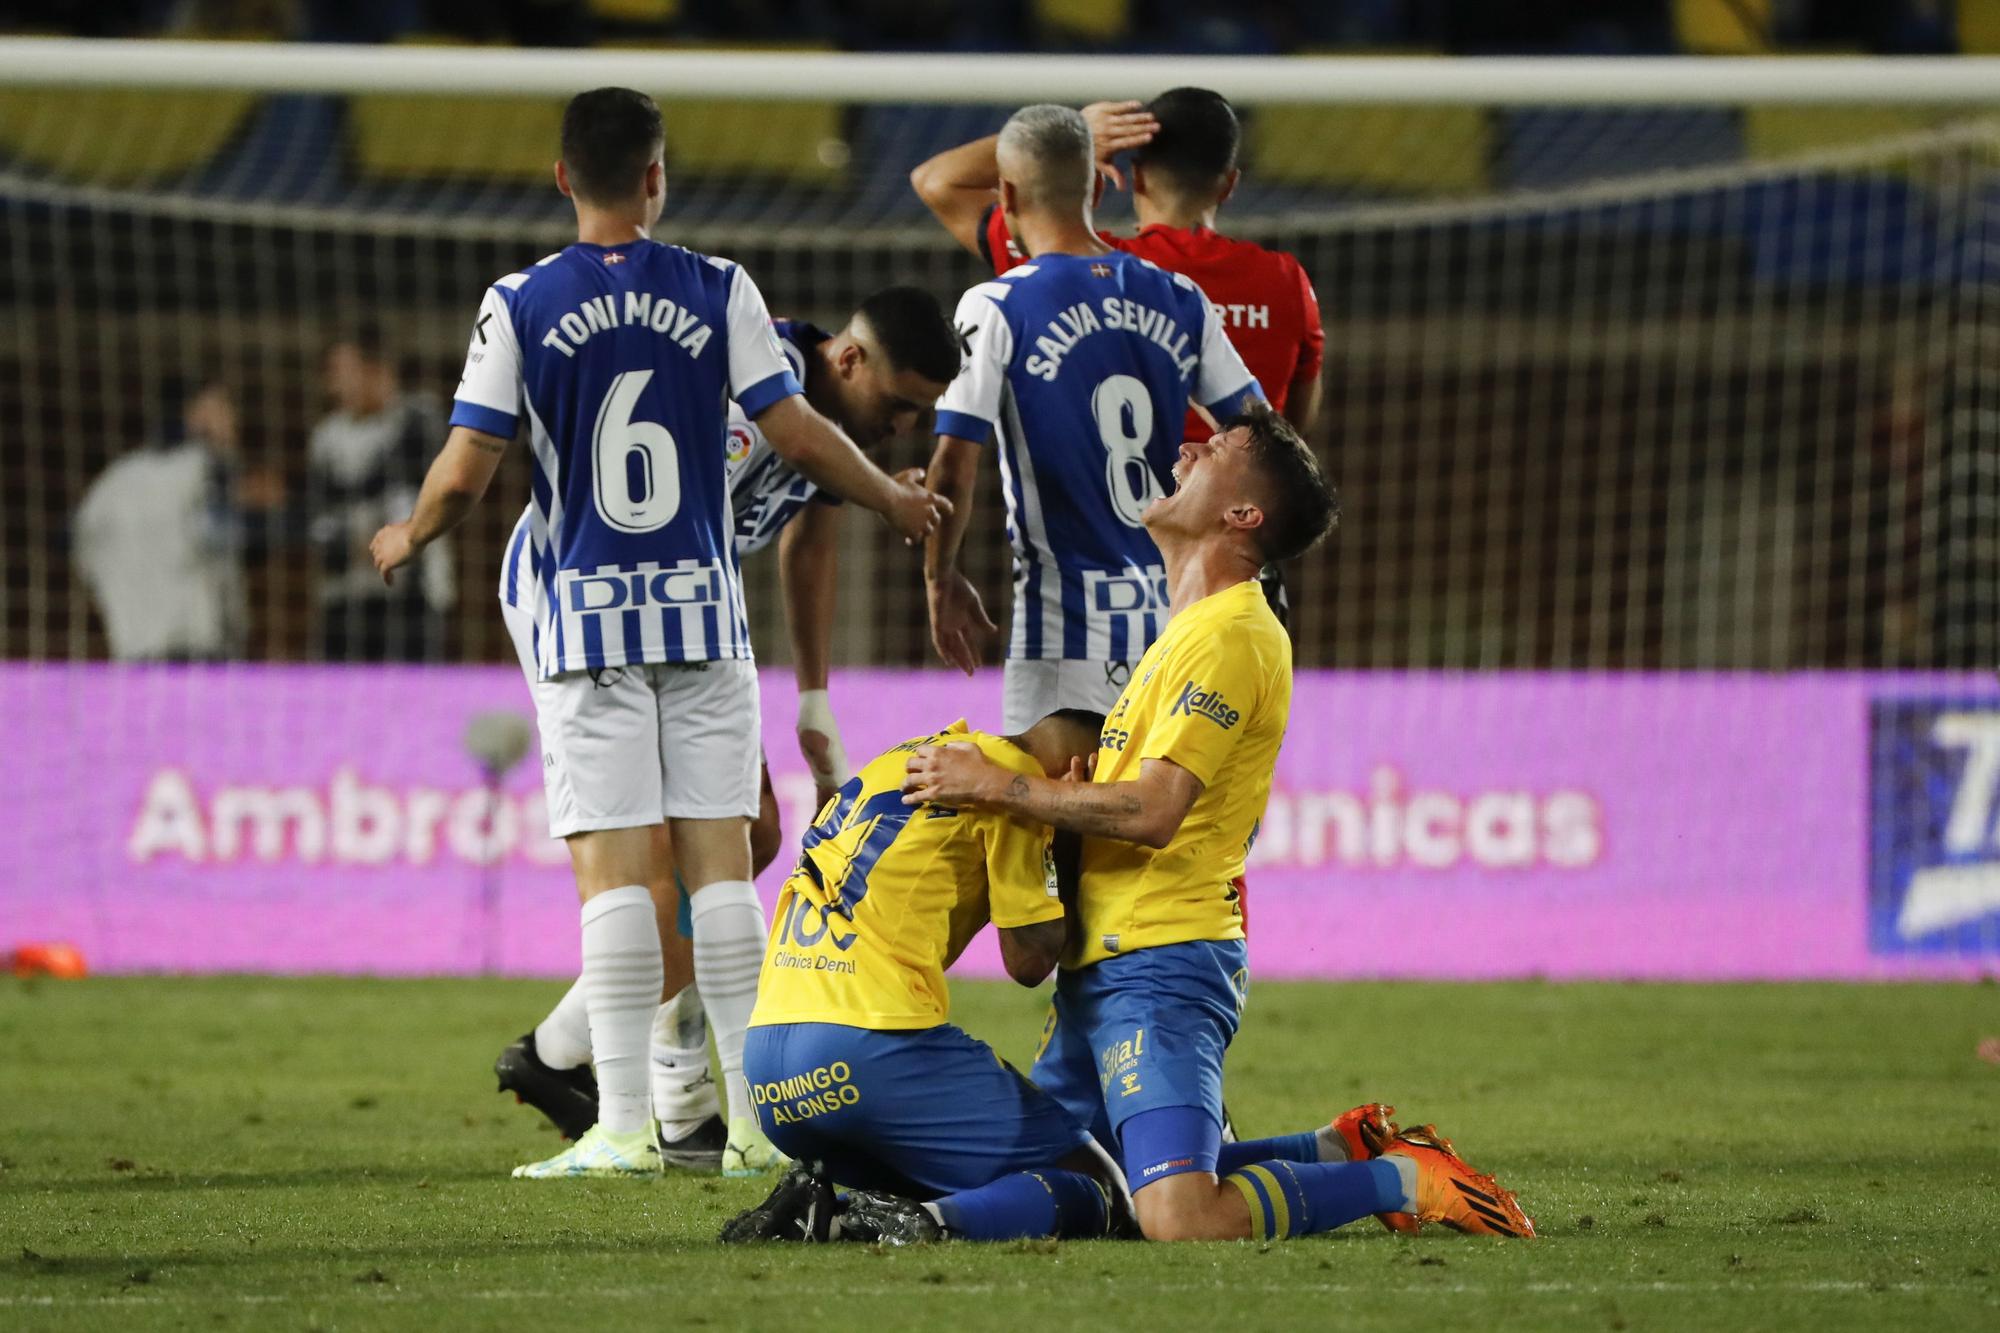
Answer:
[{"left": 981, "top": 207, "right": 1324, "bottom": 440}]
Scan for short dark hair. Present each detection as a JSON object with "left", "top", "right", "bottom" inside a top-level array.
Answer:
[
  {"left": 1135, "top": 86, "right": 1240, "bottom": 191},
  {"left": 1045, "top": 708, "right": 1106, "bottom": 736},
  {"left": 1231, "top": 401, "right": 1338, "bottom": 563},
  {"left": 855, "top": 285, "right": 961, "bottom": 384},
  {"left": 560, "top": 87, "right": 663, "bottom": 205}
]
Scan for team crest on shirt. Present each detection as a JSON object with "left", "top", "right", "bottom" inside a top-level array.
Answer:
[{"left": 725, "top": 424, "right": 755, "bottom": 464}]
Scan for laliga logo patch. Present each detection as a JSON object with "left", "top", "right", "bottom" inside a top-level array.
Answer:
[
  {"left": 725, "top": 425, "right": 754, "bottom": 465},
  {"left": 1172, "top": 680, "right": 1240, "bottom": 730}
]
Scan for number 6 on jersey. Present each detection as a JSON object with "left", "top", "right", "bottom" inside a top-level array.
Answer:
[{"left": 592, "top": 369, "right": 681, "bottom": 533}]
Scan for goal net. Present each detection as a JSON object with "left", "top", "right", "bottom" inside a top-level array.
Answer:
[{"left": 4, "top": 42, "right": 1997, "bottom": 978}]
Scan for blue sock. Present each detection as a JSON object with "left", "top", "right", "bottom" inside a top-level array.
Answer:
[
  {"left": 1225, "top": 1159, "right": 1406, "bottom": 1240},
  {"left": 674, "top": 873, "right": 693, "bottom": 937},
  {"left": 1216, "top": 1131, "right": 1320, "bottom": 1175},
  {"left": 930, "top": 1170, "right": 1109, "bottom": 1241}
]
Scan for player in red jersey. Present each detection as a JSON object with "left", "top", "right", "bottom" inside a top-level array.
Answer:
[{"left": 912, "top": 87, "right": 1324, "bottom": 442}]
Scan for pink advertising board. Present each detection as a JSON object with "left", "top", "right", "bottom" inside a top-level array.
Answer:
[{"left": 2, "top": 664, "right": 1995, "bottom": 980}]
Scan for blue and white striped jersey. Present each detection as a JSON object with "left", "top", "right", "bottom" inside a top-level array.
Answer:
[
  {"left": 726, "top": 320, "right": 842, "bottom": 557},
  {"left": 451, "top": 239, "right": 801, "bottom": 677},
  {"left": 499, "top": 319, "right": 838, "bottom": 618},
  {"left": 933, "top": 251, "right": 1260, "bottom": 663}
]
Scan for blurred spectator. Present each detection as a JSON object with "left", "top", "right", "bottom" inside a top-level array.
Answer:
[
  {"left": 74, "top": 381, "right": 272, "bottom": 661},
  {"left": 308, "top": 329, "right": 453, "bottom": 662}
]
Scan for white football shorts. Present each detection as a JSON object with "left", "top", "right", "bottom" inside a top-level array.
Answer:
[
  {"left": 1000, "top": 657, "right": 1136, "bottom": 734},
  {"left": 502, "top": 598, "right": 761, "bottom": 835}
]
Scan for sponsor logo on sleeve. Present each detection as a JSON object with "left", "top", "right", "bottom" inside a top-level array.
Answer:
[{"left": 1172, "top": 680, "right": 1240, "bottom": 730}]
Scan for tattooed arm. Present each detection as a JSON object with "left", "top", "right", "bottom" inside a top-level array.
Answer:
[
  {"left": 370, "top": 425, "right": 508, "bottom": 585},
  {"left": 903, "top": 742, "right": 1203, "bottom": 850}
]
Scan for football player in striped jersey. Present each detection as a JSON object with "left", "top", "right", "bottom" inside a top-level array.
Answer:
[
  {"left": 490, "top": 288, "right": 960, "bottom": 1172},
  {"left": 919, "top": 105, "right": 1263, "bottom": 733},
  {"left": 371, "top": 89, "right": 946, "bottom": 1180}
]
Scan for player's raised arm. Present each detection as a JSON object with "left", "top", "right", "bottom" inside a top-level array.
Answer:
[
  {"left": 909, "top": 132, "right": 1003, "bottom": 258},
  {"left": 777, "top": 500, "right": 851, "bottom": 803},
  {"left": 911, "top": 101, "right": 1158, "bottom": 261}
]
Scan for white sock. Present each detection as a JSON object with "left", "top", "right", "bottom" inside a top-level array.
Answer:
[
  {"left": 686, "top": 880, "right": 766, "bottom": 1126},
  {"left": 533, "top": 978, "right": 593, "bottom": 1071},
  {"left": 1386, "top": 1154, "right": 1419, "bottom": 1212},
  {"left": 650, "top": 983, "right": 719, "bottom": 1138},
  {"left": 579, "top": 886, "right": 662, "bottom": 1136}
]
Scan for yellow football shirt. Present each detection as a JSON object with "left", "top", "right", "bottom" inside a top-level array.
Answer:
[
  {"left": 1070, "top": 578, "right": 1292, "bottom": 968},
  {"left": 749, "top": 721, "right": 1064, "bottom": 1031}
]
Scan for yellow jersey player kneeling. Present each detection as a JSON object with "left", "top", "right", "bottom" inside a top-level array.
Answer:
[
  {"left": 720, "top": 711, "right": 1134, "bottom": 1245},
  {"left": 904, "top": 402, "right": 1535, "bottom": 1243}
]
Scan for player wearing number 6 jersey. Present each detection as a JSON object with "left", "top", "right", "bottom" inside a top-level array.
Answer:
[
  {"left": 491, "top": 294, "right": 962, "bottom": 1172},
  {"left": 922, "top": 105, "right": 1263, "bottom": 733},
  {"left": 370, "top": 88, "right": 947, "bottom": 1181}
]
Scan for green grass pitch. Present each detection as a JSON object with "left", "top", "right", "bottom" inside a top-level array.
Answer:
[{"left": 3, "top": 975, "right": 1997, "bottom": 1330}]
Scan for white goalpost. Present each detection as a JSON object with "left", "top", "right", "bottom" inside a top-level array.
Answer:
[{"left": 6, "top": 40, "right": 2000, "bottom": 101}]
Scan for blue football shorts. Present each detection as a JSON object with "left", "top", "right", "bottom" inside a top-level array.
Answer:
[
  {"left": 1028, "top": 938, "right": 1249, "bottom": 1187},
  {"left": 743, "top": 1021, "right": 1095, "bottom": 1198}
]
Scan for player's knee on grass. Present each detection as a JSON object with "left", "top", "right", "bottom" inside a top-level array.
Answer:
[
  {"left": 1119, "top": 1106, "right": 1240, "bottom": 1241},
  {"left": 1134, "top": 1173, "right": 1252, "bottom": 1242}
]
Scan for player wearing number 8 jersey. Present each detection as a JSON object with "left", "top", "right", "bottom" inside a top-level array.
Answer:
[
  {"left": 923, "top": 105, "right": 1263, "bottom": 733},
  {"left": 370, "top": 88, "right": 946, "bottom": 1181}
]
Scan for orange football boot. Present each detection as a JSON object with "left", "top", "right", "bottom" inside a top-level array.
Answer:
[
  {"left": 1381, "top": 1124, "right": 1535, "bottom": 1238},
  {"left": 1329, "top": 1102, "right": 1399, "bottom": 1160},
  {"left": 1328, "top": 1103, "right": 1419, "bottom": 1234}
]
